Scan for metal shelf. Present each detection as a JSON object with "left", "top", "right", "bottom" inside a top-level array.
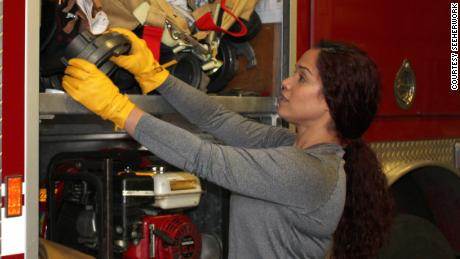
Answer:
[{"left": 39, "top": 93, "right": 276, "bottom": 115}]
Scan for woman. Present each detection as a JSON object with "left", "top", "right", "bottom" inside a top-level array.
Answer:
[{"left": 62, "top": 28, "right": 392, "bottom": 258}]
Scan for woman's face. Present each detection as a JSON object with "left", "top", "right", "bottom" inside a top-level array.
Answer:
[{"left": 277, "top": 49, "right": 330, "bottom": 125}]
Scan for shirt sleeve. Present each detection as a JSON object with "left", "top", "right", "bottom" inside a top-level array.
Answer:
[
  {"left": 134, "top": 113, "right": 340, "bottom": 212},
  {"left": 156, "top": 75, "right": 296, "bottom": 148}
]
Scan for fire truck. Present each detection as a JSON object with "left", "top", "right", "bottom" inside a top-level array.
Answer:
[{"left": 1, "top": 0, "right": 459, "bottom": 258}]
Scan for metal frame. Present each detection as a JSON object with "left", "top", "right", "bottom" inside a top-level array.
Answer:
[
  {"left": 26, "top": 0, "right": 40, "bottom": 257},
  {"left": 39, "top": 93, "right": 276, "bottom": 116},
  {"left": 282, "top": 0, "right": 291, "bottom": 83}
]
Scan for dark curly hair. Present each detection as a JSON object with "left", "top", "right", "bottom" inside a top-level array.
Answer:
[{"left": 315, "top": 40, "right": 393, "bottom": 258}]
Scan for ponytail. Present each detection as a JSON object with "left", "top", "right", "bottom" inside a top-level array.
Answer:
[
  {"left": 332, "top": 139, "right": 393, "bottom": 258},
  {"left": 315, "top": 40, "right": 394, "bottom": 258}
]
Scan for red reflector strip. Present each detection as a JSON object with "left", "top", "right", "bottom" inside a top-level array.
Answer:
[{"left": 6, "top": 176, "right": 23, "bottom": 217}]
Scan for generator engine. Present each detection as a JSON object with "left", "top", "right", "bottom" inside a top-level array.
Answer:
[
  {"left": 123, "top": 214, "right": 201, "bottom": 259},
  {"left": 43, "top": 151, "right": 211, "bottom": 259}
]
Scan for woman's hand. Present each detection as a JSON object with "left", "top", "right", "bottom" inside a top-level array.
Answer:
[
  {"left": 62, "top": 58, "right": 136, "bottom": 129},
  {"left": 109, "top": 27, "right": 169, "bottom": 94}
]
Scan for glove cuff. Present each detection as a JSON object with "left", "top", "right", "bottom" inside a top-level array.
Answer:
[
  {"left": 104, "top": 94, "right": 136, "bottom": 129},
  {"left": 136, "top": 66, "right": 170, "bottom": 94}
]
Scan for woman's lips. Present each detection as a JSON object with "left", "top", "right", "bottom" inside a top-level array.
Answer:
[{"left": 278, "top": 93, "right": 288, "bottom": 103}]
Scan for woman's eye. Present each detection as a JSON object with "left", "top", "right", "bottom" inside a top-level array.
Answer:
[{"left": 299, "top": 75, "right": 306, "bottom": 82}]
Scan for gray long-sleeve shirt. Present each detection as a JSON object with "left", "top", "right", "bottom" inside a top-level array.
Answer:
[{"left": 133, "top": 76, "right": 346, "bottom": 259}]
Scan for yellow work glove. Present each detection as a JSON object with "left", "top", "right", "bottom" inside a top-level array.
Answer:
[
  {"left": 109, "top": 27, "right": 170, "bottom": 94},
  {"left": 62, "top": 58, "right": 136, "bottom": 129}
]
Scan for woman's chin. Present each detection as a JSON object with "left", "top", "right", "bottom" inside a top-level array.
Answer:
[
  {"left": 276, "top": 107, "right": 284, "bottom": 117},
  {"left": 277, "top": 109, "right": 288, "bottom": 121}
]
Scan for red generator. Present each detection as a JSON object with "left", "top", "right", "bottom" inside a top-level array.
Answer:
[{"left": 124, "top": 214, "right": 202, "bottom": 259}]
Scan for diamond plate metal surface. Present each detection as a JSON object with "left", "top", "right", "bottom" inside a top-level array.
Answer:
[{"left": 370, "top": 139, "right": 460, "bottom": 184}]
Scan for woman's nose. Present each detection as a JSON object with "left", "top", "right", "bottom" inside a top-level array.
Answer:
[{"left": 281, "top": 78, "right": 290, "bottom": 90}]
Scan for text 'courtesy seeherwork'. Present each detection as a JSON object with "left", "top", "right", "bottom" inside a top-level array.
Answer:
[{"left": 452, "top": 3, "right": 459, "bottom": 90}]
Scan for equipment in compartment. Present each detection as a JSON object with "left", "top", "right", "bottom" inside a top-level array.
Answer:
[
  {"left": 124, "top": 214, "right": 202, "bottom": 259},
  {"left": 62, "top": 30, "right": 141, "bottom": 93},
  {"left": 62, "top": 30, "right": 131, "bottom": 76},
  {"left": 39, "top": 0, "right": 141, "bottom": 93},
  {"left": 225, "top": 11, "right": 262, "bottom": 43},
  {"left": 160, "top": 52, "right": 210, "bottom": 92},
  {"left": 153, "top": 172, "right": 202, "bottom": 209},
  {"left": 43, "top": 150, "right": 214, "bottom": 259},
  {"left": 206, "top": 39, "right": 238, "bottom": 93},
  {"left": 40, "top": 0, "right": 262, "bottom": 94}
]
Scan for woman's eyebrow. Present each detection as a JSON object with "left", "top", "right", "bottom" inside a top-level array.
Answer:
[{"left": 296, "top": 64, "right": 313, "bottom": 76}]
